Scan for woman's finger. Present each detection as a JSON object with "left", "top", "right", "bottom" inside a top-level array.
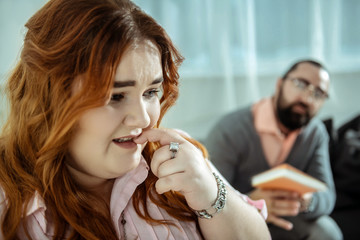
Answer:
[
  {"left": 151, "top": 144, "right": 173, "bottom": 176},
  {"left": 155, "top": 172, "right": 185, "bottom": 194},
  {"left": 156, "top": 157, "right": 185, "bottom": 178},
  {"left": 134, "top": 128, "right": 184, "bottom": 145},
  {"left": 151, "top": 144, "right": 186, "bottom": 177}
]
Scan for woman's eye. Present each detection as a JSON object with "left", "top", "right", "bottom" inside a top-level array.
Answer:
[
  {"left": 144, "top": 89, "right": 160, "bottom": 99},
  {"left": 110, "top": 93, "right": 124, "bottom": 102}
]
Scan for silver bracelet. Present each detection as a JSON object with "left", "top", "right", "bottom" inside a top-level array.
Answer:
[{"left": 193, "top": 172, "right": 227, "bottom": 219}]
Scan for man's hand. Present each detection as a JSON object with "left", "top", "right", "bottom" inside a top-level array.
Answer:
[{"left": 249, "top": 188, "right": 302, "bottom": 230}]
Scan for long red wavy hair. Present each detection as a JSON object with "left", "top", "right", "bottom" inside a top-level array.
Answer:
[{"left": 0, "top": 0, "right": 207, "bottom": 239}]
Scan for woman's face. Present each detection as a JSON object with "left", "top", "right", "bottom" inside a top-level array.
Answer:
[{"left": 67, "top": 40, "right": 162, "bottom": 186}]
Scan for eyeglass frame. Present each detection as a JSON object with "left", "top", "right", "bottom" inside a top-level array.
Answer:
[{"left": 284, "top": 77, "right": 329, "bottom": 101}]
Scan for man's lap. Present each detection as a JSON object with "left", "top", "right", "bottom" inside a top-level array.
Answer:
[{"left": 268, "top": 215, "right": 343, "bottom": 240}]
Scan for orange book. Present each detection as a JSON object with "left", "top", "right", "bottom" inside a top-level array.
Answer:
[{"left": 251, "top": 164, "right": 327, "bottom": 195}]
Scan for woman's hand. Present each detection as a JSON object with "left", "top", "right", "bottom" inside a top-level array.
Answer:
[
  {"left": 135, "top": 129, "right": 271, "bottom": 239},
  {"left": 134, "top": 128, "right": 218, "bottom": 211}
]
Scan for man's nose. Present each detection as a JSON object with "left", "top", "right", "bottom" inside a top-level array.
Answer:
[{"left": 301, "top": 86, "right": 316, "bottom": 104}]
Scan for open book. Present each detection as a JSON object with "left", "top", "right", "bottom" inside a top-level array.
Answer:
[{"left": 251, "top": 164, "right": 327, "bottom": 194}]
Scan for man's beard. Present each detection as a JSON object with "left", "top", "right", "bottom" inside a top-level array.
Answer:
[{"left": 276, "top": 89, "right": 311, "bottom": 131}]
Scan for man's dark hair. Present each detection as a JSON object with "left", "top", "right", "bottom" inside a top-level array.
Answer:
[{"left": 281, "top": 59, "right": 328, "bottom": 80}]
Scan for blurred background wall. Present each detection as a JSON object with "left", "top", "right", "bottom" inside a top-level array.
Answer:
[{"left": 1, "top": 0, "right": 359, "bottom": 141}]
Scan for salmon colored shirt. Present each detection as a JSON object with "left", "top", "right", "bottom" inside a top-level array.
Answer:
[
  {"left": 0, "top": 157, "right": 266, "bottom": 239},
  {"left": 252, "top": 98, "right": 300, "bottom": 167}
]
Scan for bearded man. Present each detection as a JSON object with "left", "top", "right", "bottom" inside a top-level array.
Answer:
[{"left": 205, "top": 60, "right": 342, "bottom": 240}]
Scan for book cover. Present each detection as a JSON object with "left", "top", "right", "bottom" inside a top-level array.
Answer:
[{"left": 251, "top": 163, "right": 327, "bottom": 194}]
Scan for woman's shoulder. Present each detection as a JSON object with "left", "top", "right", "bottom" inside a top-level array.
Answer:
[{"left": 0, "top": 188, "right": 50, "bottom": 239}]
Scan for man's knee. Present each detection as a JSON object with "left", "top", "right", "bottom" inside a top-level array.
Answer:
[
  {"left": 307, "top": 215, "right": 343, "bottom": 240},
  {"left": 268, "top": 216, "right": 343, "bottom": 240}
]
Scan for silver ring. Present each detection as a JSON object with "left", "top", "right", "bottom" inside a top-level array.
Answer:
[{"left": 169, "top": 142, "right": 179, "bottom": 159}]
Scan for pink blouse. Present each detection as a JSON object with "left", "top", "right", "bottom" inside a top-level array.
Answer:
[{"left": 0, "top": 158, "right": 266, "bottom": 239}]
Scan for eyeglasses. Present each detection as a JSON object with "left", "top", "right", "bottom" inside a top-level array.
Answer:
[{"left": 286, "top": 78, "right": 329, "bottom": 101}]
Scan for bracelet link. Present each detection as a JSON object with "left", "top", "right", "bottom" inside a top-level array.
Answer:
[{"left": 193, "top": 173, "right": 227, "bottom": 219}]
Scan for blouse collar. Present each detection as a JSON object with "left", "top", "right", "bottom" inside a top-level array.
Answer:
[{"left": 23, "top": 156, "right": 149, "bottom": 236}]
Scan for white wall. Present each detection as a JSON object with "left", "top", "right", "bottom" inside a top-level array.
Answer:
[
  {"left": 1, "top": 0, "right": 359, "bottom": 141},
  {"left": 161, "top": 70, "right": 360, "bottom": 141}
]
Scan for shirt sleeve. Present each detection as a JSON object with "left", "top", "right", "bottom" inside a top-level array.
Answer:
[{"left": 301, "top": 122, "right": 336, "bottom": 219}]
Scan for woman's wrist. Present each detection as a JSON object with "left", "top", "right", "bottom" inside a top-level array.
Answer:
[{"left": 192, "top": 172, "right": 227, "bottom": 219}]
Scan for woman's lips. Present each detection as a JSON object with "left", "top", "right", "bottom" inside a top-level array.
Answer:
[
  {"left": 112, "top": 137, "right": 138, "bottom": 149},
  {"left": 112, "top": 139, "right": 137, "bottom": 149},
  {"left": 112, "top": 131, "right": 144, "bottom": 149}
]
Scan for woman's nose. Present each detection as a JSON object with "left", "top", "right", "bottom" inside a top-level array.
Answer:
[{"left": 122, "top": 100, "right": 151, "bottom": 128}]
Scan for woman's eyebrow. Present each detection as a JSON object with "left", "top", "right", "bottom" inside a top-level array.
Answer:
[
  {"left": 151, "top": 77, "right": 163, "bottom": 85},
  {"left": 113, "top": 77, "right": 163, "bottom": 88},
  {"left": 113, "top": 80, "right": 135, "bottom": 88}
]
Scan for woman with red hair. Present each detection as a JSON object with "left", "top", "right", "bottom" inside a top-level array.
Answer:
[{"left": 0, "top": 0, "right": 269, "bottom": 239}]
